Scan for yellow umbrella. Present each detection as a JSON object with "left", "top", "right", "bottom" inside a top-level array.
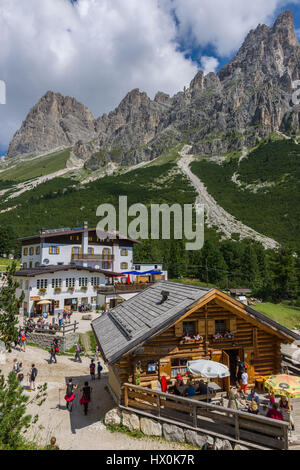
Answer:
[
  {"left": 37, "top": 300, "right": 51, "bottom": 305},
  {"left": 265, "top": 374, "right": 300, "bottom": 399}
]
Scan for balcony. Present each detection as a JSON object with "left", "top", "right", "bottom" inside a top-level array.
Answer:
[
  {"left": 97, "top": 282, "right": 154, "bottom": 295},
  {"left": 71, "top": 254, "right": 114, "bottom": 262}
]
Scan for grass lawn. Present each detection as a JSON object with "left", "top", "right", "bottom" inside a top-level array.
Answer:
[
  {"left": 169, "top": 278, "right": 216, "bottom": 288},
  {"left": 251, "top": 302, "right": 300, "bottom": 330},
  {"left": 0, "top": 149, "right": 70, "bottom": 182},
  {"left": 0, "top": 257, "right": 20, "bottom": 272}
]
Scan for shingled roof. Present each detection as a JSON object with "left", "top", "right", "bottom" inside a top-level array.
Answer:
[
  {"left": 14, "top": 265, "right": 120, "bottom": 277},
  {"left": 92, "top": 281, "right": 300, "bottom": 365}
]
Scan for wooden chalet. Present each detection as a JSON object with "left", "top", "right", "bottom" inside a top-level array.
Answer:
[{"left": 92, "top": 281, "right": 300, "bottom": 404}]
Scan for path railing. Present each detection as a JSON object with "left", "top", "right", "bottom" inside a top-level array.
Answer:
[
  {"left": 123, "top": 383, "right": 289, "bottom": 450},
  {"left": 61, "top": 321, "right": 79, "bottom": 336}
]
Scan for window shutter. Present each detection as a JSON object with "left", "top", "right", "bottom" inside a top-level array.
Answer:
[
  {"left": 57, "top": 247, "right": 60, "bottom": 254},
  {"left": 175, "top": 323, "right": 183, "bottom": 337},
  {"left": 229, "top": 318, "right": 237, "bottom": 333},
  {"left": 49, "top": 247, "right": 52, "bottom": 254},
  {"left": 197, "top": 319, "right": 206, "bottom": 335},
  {"left": 208, "top": 319, "right": 215, "bottom": 335},
  {"left": 72, "top": 247, "right": 75, "bottom": 255}
]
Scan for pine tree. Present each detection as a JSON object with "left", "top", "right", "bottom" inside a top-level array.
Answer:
[
  {"left": 0, "top": 261, "right": 24, "bottom": 351},
  {"left": 0, "top": 371, "right": 47, "bottom": 449}
]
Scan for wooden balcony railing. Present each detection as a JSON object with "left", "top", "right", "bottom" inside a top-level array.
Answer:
[{"left": 71, "top": 254, "right": 114, "bottom": 261}]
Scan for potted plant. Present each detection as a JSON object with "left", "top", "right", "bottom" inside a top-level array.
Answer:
[
  {"left": 54, "top": 287, "right": 61, "bottom": 294},
  {"left": 68, "top": 286, "right": 74, "bottom": 293},
  {"left": 39, "top": 288, "right": 46, "bottom": 295}
]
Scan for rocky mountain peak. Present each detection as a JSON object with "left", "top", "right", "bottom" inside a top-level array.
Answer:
[{"left": 272, "top": 9, "right": 299, "bottom": 47}]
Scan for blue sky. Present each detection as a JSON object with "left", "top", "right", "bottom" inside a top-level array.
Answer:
[{"left": 0, "top": 0, "right": 300, "bottom": 154}]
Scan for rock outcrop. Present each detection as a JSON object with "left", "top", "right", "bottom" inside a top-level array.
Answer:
[{"left": 6, "top": 10, "right": 300, "bottom": 165}]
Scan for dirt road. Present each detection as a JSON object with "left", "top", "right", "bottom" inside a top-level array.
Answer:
[{"left": 2, "top": 345, "right": 186, "bottom": 450}]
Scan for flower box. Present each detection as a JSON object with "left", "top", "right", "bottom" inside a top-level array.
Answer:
[
  {"left": 81, "top": 286, "right": 88, "bottom": 291},
  {"left": 68, "top": 287, "right": 74, "bottom": 292},
  {"left": 39, "top": 288, "right": 47, "bottom": 295},
  {"left": 212, "top": 336, "right": 235, "bottom": 343},
  {"left": 54, "top": 288, "right": 61, "bottom": 294}
]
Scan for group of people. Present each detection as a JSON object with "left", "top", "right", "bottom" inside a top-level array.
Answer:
[
  {"left": 12, "top": 359, "right": 38, "bottom": 391},
  {"left": 61, "top": 378, "right": 93, "bottom": 415},
  {"left": 172, "top": 374, "right": 210, "bottom": 399}
]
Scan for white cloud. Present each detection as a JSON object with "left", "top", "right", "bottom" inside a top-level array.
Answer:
[
  {"left": 200, "top": 56, "right": 219, "bottom": 75},
  {"left": 168, "top": 0, "right": 300, "bottom": 56},
  {"left": 0, "top": 0, "right": 299, "bottom": 149},
  {"left": 0, "top": 0, "right": 198, "bottom": 148}
]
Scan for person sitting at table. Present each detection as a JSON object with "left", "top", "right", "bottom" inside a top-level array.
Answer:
[
  {"left": 227, "top": 386, "right": 247, "bottom": 410},
  {"left": 266, "top": 402, "right": 283, "bottom": 421},
  {"left": 279, "top": 397, "right": 295, "bottom": 431},
  {"left": 248, "top": 400, "right": 259, "bottom": 415},
  {"left": 185, "top": 381, "right": 196, "bottom": 398},
  {"left": 246, "top": 389, "right": 260, "bottom": 405},
  {"left": 174, "top": 375, "right": 185, "bottom": 396},
  {"left": 198, "top": 379, "right": 208, "bottom": 396}
]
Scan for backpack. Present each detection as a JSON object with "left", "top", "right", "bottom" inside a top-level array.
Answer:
[
  {"left": 76, "top": 345, "right": 81, "bottom": 352},
  {"left": 55, "top": 346, "right": 59, "bottom": 353},
  {"left": 83, "top": 386, "right": 91, "bottom": 401},
  {"left": 21, "top": 334, "right": 26, "bottom": 341},
  {"left": 90, "top": 363, "right": 95, "bottom": 373},
  {"left": 31, "top": 367, "right": 38, "bottom": 379},
  {"left": 66, "top": 383, "right": 74, "bottom": 397}
]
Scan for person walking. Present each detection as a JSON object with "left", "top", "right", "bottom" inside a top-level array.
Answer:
[
  {"left": 89, "top": 359, "right": 96, "bottom": 380},
  {"left": 240, "top": 368, "right": 248, "bottom": 396},
  {"left": 17, "top": 363, "right": 24, "bottom": 387},
  {"left": 80, "top": 382, "right": 92, "bottom": 416},
  {"left": 97, "top": 361, "right": 103, "bottom": 379},
  {"left": 235, "top": 355, "right": 244, "bottom": 388},
  {"left": 12, "top": 358, "right": 20, "bottom": 374},
  {"left": 20, "top": 329, "right": 27, "bottom": 352},
  {"left": 28, "top": 364, "right": 38, "bottom": 391},
  {"left": 74, "top": 343, "right": 82, "bottom": 363},
  {"left": 63, "top": 378, "right": 77, "bottom": 412},
  {"left": 49, "top": 343, "right": 58, "bottom": 364},
  {"left": 58, "top": 312, "right": 63, "bottom": 327}
]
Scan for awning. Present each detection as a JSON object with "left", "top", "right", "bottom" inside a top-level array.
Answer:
[
  {"left": 36, "top": 300, "right": 51, "bottom": 305},
  {"left": 122, "top": 270, "right": 162, "bottom": 275},
  {"left": 117, "top": 293, "right": 138, "bottom": 301}
]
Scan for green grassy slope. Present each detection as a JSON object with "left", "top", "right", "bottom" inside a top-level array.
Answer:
[
  {"left": 252, "top": 302, "right": 300, "bottom": 329},
  {"left": 0, "top": 149, "right": 70, "bottom": 182},
  {"left": 190, "top": 140, "right": 300, "bottom": 249}
]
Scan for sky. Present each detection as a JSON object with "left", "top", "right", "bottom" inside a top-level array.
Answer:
[{"left": 0, "top": 0, "right": 300, "bottom": 154}]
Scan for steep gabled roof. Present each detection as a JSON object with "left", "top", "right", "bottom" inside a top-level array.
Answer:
[
  {"left": 92, "top": 281, "right": 300, "bottom": 365},
  {"left": 14, "top": 264, "right": 120, "bottom": 277}
]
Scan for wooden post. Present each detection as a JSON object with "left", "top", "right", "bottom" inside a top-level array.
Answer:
[
  {"left": 157, "top": 395, "right": 161, "bottom": 417},
  {"left": 124, "top": 385, "right": 128, "bottom": 407},
  {"left": 192, "top": 404, "right": 198, "bottom": 428},
  {"left": 235, "top": 413, "right": 240, "bottom": 441}
]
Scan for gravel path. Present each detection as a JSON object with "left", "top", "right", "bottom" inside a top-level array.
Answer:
[
  {"left": 2, "top": 345, "right": 188, "bottom": 450},
  {"left": 178, "top": 145, "right": 279, "bottom": 249}
]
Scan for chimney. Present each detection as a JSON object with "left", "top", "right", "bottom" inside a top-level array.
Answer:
[
  {"left": 83, "top": 221, "right": 88, "bottom": 230},
  {"left": 160, "top": 290, "right": 170, "bottom": 304},
  {"left": 40, "top": 228, "right": 46, "bottom": 235}
]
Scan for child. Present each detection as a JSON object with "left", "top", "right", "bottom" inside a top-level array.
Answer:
[
  {"left": 97, "top": 361, "right": 103, "bottom": 379},
  {"left": 89, "top": 359, "right": 96, "bottom": 380},
  {"left": 17, "top": 363, "right": 24, "bottom": 386},
  {"left": 240, "top": 368, "right": 248, "bottom": 395}
]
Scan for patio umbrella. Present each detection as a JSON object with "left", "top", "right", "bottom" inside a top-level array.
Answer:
[
  {"left": 37, "top": 300, "right": 51, "bottom": 305},
  {"left": 265, "top": 374, "right": 300, "bottom": 399},
  {"left": 187, "top": 359, "right": 230, "bottom": 379}
]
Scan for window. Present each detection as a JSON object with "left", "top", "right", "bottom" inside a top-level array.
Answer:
[
  {"left": 54, "top": 301, "right": 60, "bottom": 308},
  {"left": 120, "top": 249, "right": 128, "bottom": 256},
  {"left": 35, "top": 262, "right": 40, "bottom": 268},
  {"left": 52, "top": 278, "right": 62, "bottom": 288},
  {"left": 49, "top": 246, "right": 60, "bottom": 255},
  {"left": 121, "top": 263, "right": 128, "bottom": 270},
  {"left": 183, "top": 321, "right": 195, "bottom": 337},
  {"left": 72, "top": 247, "right": 81, "bottom": 255},
  {"left": 103, "top": 262, "right": 109, "bottom": 270},
  {"left": 135, "top": 265, "right": 141, "bottom": 271},
  {"left": 103, "top": 248, "right": 111, "bottom": 255},
  {"left": 70, "top": 235, "right": 73, "bottom": 240},
  {"left": 79, "top": 277, "right": 88, "bottom": 287},
  {"left": 23, "top": 248, "right": 28, "bottom": 256},
  {"left": 215, "top": 320, "right": 226, "bottom": 334},
  {"left": 91, "top": 277, "right": 100, "bottom": 286},
  {"left": 88, "top": 236, "right": 93, "bottom": 242},
  {"left": 171, "top": 358, "right": 188, "bottom": 377},
  {"left": 66, "top": 278, "right": 75, "bottom": 288},
  {"left": 29, "top": 247, "right": 34, "bottom": 256},
  {"left": 29, "top": 262, "right": 33, "bottom": 268},
  {"left": 37, "top": 279, "right": 48, "bottom": 289},
  {"left": 23, "top": 263, "right": 27, "bottom": 269},
  {"left": 88, "top": 247, "right": 94, "bottom": 255},
  {"left": 36, "top": 246, "right": 40, "bottom": 255}
]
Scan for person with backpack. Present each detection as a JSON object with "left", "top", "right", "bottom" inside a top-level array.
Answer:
[
  {"left": 235, "top": 355, "right": 245, "bottom": 388},
  {"left": 74, "top": 343, "right": 82, "bottom": 363},
  {"left": 28, "top": 364, "right": 38, "bottom": 391},
  {"left": 20, "top": 329, "right": 27, "bottom": 352},
  {"left": 89, "top": 359, "right": 95, "bottom": 380},
  {"left": 80, "top": 381, "right": 92, "bottom": 416},
  {"left": 50, "top": 342, "right": 58, "bottom": 364},
  {"left": 12, "top": 358, "right": 19, "bottom": 374},
  {"left": 17, "top": 363, "right": 24, "bottom": 387},
  {"left": 64, "top": 378, "right": 77, "bottom": 412},
  {"left": 97, "top": 361, "right": 103, "bottom": 379}
]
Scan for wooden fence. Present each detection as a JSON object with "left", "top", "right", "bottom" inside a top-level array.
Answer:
[
  {"left": 123, "top": 383, "right": 289, "bottom": 450},
  {"left": 61, "top": 321, "right": 79, "bottom": 336},
  {"left": 282, "top": 352, "right": 300, "bottom": 376}
]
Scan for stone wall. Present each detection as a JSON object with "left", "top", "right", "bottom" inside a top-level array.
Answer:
[
  {"left": 104, "top": 408, "right": 249, "bottom": 450},
  {"left": 26, "top": 331, "right": 79, "bottom": 352}
]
